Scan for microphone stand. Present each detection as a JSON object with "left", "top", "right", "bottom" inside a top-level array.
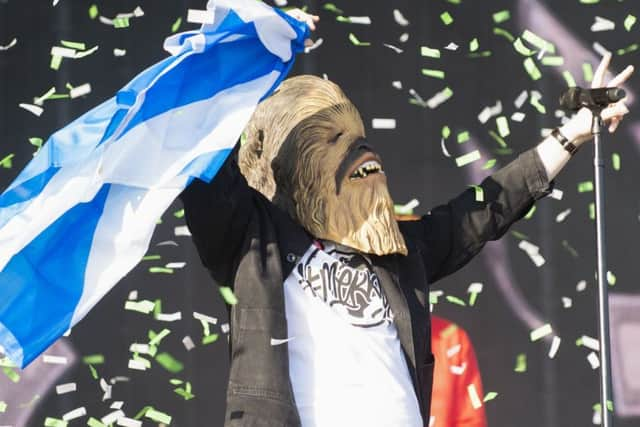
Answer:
[{"left": 591, "top": 109, "right": 614, "bottom": 427}]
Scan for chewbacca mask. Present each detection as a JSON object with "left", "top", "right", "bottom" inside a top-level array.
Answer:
[{"left": 239, "top": 75, "right": 407, "bottom": 256}]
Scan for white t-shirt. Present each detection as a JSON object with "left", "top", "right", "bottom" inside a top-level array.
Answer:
[{"left": 283, "top": 241, "right": 422, "bottom": 427}]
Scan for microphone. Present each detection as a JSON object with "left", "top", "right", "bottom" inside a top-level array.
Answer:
[{"left": 559, "top": 87, "right": 626, "bottom": 111}]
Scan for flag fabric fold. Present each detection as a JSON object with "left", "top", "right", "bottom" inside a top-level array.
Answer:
[{"left": 0, "top": 0, "right": 308, "bottom": 368}]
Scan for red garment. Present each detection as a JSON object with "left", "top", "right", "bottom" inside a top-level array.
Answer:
[{"left": 427, "top": 316, "right": 488, "bottom": 427}]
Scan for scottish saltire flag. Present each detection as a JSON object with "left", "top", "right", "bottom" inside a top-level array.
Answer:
[{"left": 0, "top": 0, "right": 308, "bottom": 368}]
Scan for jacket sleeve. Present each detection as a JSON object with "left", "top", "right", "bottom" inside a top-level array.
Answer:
[
  {"left": 179, "top": 148, "right": 255, "bottom": 286},
  {"left": 401, "top": 147, "right": 553, "bottom": 284}
]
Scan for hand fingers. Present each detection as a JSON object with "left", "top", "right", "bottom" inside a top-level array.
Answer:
[
  {"left": 600, "top": 101, "right": 629, "bottom": 122},
  {"left": 591, "top": 52, "right": 612, "bottom": 88},
  {"left": 287, "top": 9, "right": 319, "bottom": 30},
  {"left": 607, "top": 65, "right": 635, "bottom": 87},
  {"left": 609, "top": 117, "right": 620, "bottom": 133},
  {"left": 304, "top": 39, "right": 314, "bottom": 48}
]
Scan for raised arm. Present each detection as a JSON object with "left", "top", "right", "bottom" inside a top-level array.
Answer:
[
  {"left": 179, "top": 147, "right": 255, "bottom": 286},
  {"left": 402, "top": 54, "right": 632, "bottom": 284}
]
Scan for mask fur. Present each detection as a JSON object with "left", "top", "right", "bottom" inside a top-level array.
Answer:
[{"left": 239, "top": 75, "right": 407, "bottom": 256}]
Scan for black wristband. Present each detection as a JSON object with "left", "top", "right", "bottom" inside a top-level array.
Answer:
[{"left": 551, "top": 128, "right": 579, "bottom": 156}]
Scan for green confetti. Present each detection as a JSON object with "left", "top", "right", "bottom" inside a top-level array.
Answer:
[
  {"left": 87, "top": 417, "right": 106, "bottom": 427},
  {"left": 440, "top": 11, "right": 454, "bottom": 26},
  {"left": 541, "top": 56, "right": 564, "bottom": 66},
  {"left": 482, "top": 159, "right": 497, "bottom": 170},
  {"left": 88, "top": 364, "right": 98, "bottom": 380},
  {"left": 348, "top": 33, "right": 370, "bottom": 46},
  {"left": 0, "top": 154, "right": 15, "bottom": 169},
  {"left": 145, "top": 408, "right": 172, "bottom": 425},
  {"left": 524, "top": 205, "right": 536, "bottom": 219},
  {"left": 156, "top": 352, "right": 184, "bottom": 373},
  {"left": 493, "top": 27, "right": 515, "bottom": 42},
  {"left": 578, "top": 181, "right": 594, "bottom": 193},
  {"left": 113, "top": 17, "right": 130, "bottom": 29},
  {"left": 429, "top": 291, "right": 441, "bottom": 305},
  {"left": 492, "top": 10, "right": 510, "bottom": 24},
  {"left": 149, "top": 267, "right": 174, "bottom": 274},
  {"left": 579, "top": 0, "right": 599, "bottom": 3},
  {"left": 44, "top": 418, "right": 67, "bottom": 427},
  {"left": 457, "top": 131, "right": 470, "bottom": 144},
  {"left": 322, "top": 3, "right": 344, "bottom": 15},
  {"left": 60, "top": 40, "right": 86, "bottom": 50},
  {"left": 483, "top": 392, "right": 499, "bottom": 402},
  {"left": 88, "top": 5, "right": 99, "bottom": 20},
  {"left": 134, "top": 406, "right": 154, "bottom": 420},
  {"left": 29, "top": 137, "right": 43, "bottom": 149},
  {"left": 469, "top": 185, "right": 484, "bottom": 202},
  {"left": 469, "top": 38, "right": 479, "bottom": 52},
  {"left": 607, "top": 271, "right": 616, "bottom": 286},
  {"left": 511, "top": 230, "right": 529, "bottom": 240},
  {"left": 589, "top": 202, "right": 595, "bottom": 220},
  {"left": 468, "top": 50, "right": 492, "bottom": 59},
  {"left": 219, "top": 286, "right": 239, "bottom": 305},
  {"left": 521, "top": 29, "right": 556, "bottom": 54},
  {"left": 441, "top": 323, "right": 458, "bottom": 338},
  {"left": 441, "top": 125, "right": 451, "bottom": 139},
  {"left": 174, "top": 386, "right": 195, "bottom": 400},
  {"left": 50, "top": 55, "right": 63, "bottom": 70},
  {"left": 240, "top": 132, "right": 248, "bottom": 146},
  {"left": 2, "top": 366, "right": 20, "bottom": 383},
  {"left": 624, "top": 14, "right": 637, "bottom": 31},
  {"left": 446, "top": 295, "right": 467, "bottom": 306},
  {"left": 0, "top": 401, "right": 6, "bottom": 413},
  {"left": 446, "top": 0, "right": 461, "bottom": 4},
  {"left": 617, "top": 43, "right": 639, "bottom": 55},
  {"left": 562, "top": 240, "right": 579, "bottom": 258},
  {"left": 496, "top": 116, "right": 510, "bottom": 137},
  {"left": 148, "top": 328, "right": 171, "bottom": 346},
  {"left": 173, "top": 209, "right": 185, "bottom": 218},
  {"left": 583, "top": 63, "right": 594, "bottom": 83},
  {"left": 171, "top": 17, "right": 182, "bottom": 33},
  {"left": 142, "top": 254, "right": 161, "bottom": 261},
  {"left": 421, "top": 69, "right": 445, "bottom": 79},
  {"left": 455, "top": 150, "right": 481, "bottom": 167},
  {"left": 513, "top": 38, "right": 535, "bottom": 56},
  {"left": 530, "top": 93, "right": 547, "bottom": 114},
  {"left": 612, "top": 153, "right": 620, "bottom": 171},
  {"left": 514, "top": 353, "right": 527, "bottom": 373},
  {"left": 202, "top": 333, "right": 219, "bottom": 345},
  {"left": 562, "top": 70, "right": 577, "bottom": 87},
  {"left": 489, "top": 130, "right": 508, "bottom": 148},
  {"left": 523, "top": 57, "right": 542, "bottom": 80},
  {"left": 82, "top": 354, "right": 105, "bottom": 365},
  {"left": 420, "top": 46, "right": 441, "bottom": 58}
]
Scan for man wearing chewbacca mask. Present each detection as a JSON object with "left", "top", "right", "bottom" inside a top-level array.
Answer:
[{"left": 181, "top": 56, "right": 632, "bottom": 426}]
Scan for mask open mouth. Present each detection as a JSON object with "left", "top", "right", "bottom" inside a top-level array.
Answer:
[{"left": 349, "top": 157, "right": 384, "bottom": 180}]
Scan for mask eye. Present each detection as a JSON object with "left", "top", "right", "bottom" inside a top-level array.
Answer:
[{"left": 329, "top": 132, "right": 343, "bottom": 144}]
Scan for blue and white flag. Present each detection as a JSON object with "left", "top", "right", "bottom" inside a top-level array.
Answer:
[{"left": 0, "top": 0, "right": 308, "bottom": 368}]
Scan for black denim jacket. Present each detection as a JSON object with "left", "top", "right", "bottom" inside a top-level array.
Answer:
[{"left": 180, "top": 147, "right": 552, "bottom": 426}]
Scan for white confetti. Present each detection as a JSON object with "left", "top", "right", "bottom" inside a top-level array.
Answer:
[
  {"left": 0, "top": 38, "right": 17, "bottom": 51},
  {"left": 274, "top": 0, "right": 288, "bottom": 5},
  {"left": 270, "top": 337, "right": 295, "bottom": 346},
  {"left": 165, "top": 262, "right": 186, "bottom": 269},
  {"left": 56, "top": 383, "right": 77, "bottom": 394},
  {"left": 530, "top": 324, "right": 553, "bottom": 341},
  {"left": 19, "top": 103, "right": 44, "bottom": 116},
  {"left": 576, "top": 280, "right": 587, "bottom": 292},
  {"left": 193, "top": 312, "right": 217, "bottom": 324},
  {"left": 304, "top": 38, "right": 323, "bottom": 54},
  {"left": 383, "top": 44, "right": 403, "bottom": 54},
  {"left": 187, "top": 9, "right": 214, "bottom": 25},
  {"left": 372, "top": 118, "right": 396, "bottom": 129},
  {"left": 392, "top": 81, "right": 402, "bottom": 90},
  {"left": 127, "top": 359, "right": 147, "bottom": 371},
  {"left": 117, "top": 417, "right": 142, "bottom": 427},
  {"left": 113, "top": 48, "right": 127, "bottom": 57},
  {"left": 562, "top": 297, "right": 572, "bottom": 308},
  {"left": 127, "top": 290, "right": 138, "bottom": 300},
  {"left": 518, "top": 240, "right": 545, "bottom": 267},
  {"left": 446, "top": 344, "right": 461, "bottom": 358},
  {"left": 450, "top": 363, "right": 467, "bottom": 375},
  {"left": 514, "top": 90, "right": 528, "bottom": 109},
  {"left": 550, "top": 188, "right": 564, "bottom": 200},
  {"left": 62, "top": 407, "right": 86, "bottom": 421},
  {"left": 110, "top": 401, "right": 124, "bottom": 409},
  {"left": 129, "top": 343, "right": 151, "bottom": 354},
  {"left": 43, "top": 355, "right": 68, "bottom": 365},
  {"left": 175, "top": 225, "right": 191, "bottom": 236},
  {"left": 444, "top": 42, "right": 458, "bottom": 51},
  {"left": 157, "top": 240, "right": 179, "bottom": 246},
  {"left": 156, "top": 311, "right": 182, "bottom": 322},
  {"left": 548, "top": 336, "right": 561, "bottom": 359},
  {"left": 221, "top": 323, "right": 230, "bottom": 334},
  {"left": 347, "top": 16, "right": 371, "bottom": 25},
  {"left": 591, "top": 16, "right": 615, "bottom": 32},
  {"left": 587, "top": 352, "right": 600, "bottom": 369},
  {"left": 102, "top": 410, "right": 125, "bottom": 425},
  {"left": 467, "top": 384, "right": 483, "bottom": 409},
  {"left": 182, "top": 336, "right": 196, "bottom": 351},
  {"left": 399, "top": 33, "right": 409, "bottom": 43},
  {"left": 393, "top": 9, "right": 409, "bottom": 26},
  {"left": 467, "top": 282, "right": 483, "bottom": 294},
  {"left": 70, "top": 83, "right": 92, "bottom": 99},
  {"left": 50, "top": 46, "right": 76, "bottom": 58},
  {"left": 427, "top": 87, "right": 453, "bottom": 109},
  {"left": 555, "top": 208, "right": 572, "bottom": 223},
  {"left": 511, "top": 112, "right": 526, "bottom": 122},
  {"left": 478, "top": 101, "right": 502, "bottom": 124},
  {"left": 580, "top": 335, "right": 600, "bottom": 352}
]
